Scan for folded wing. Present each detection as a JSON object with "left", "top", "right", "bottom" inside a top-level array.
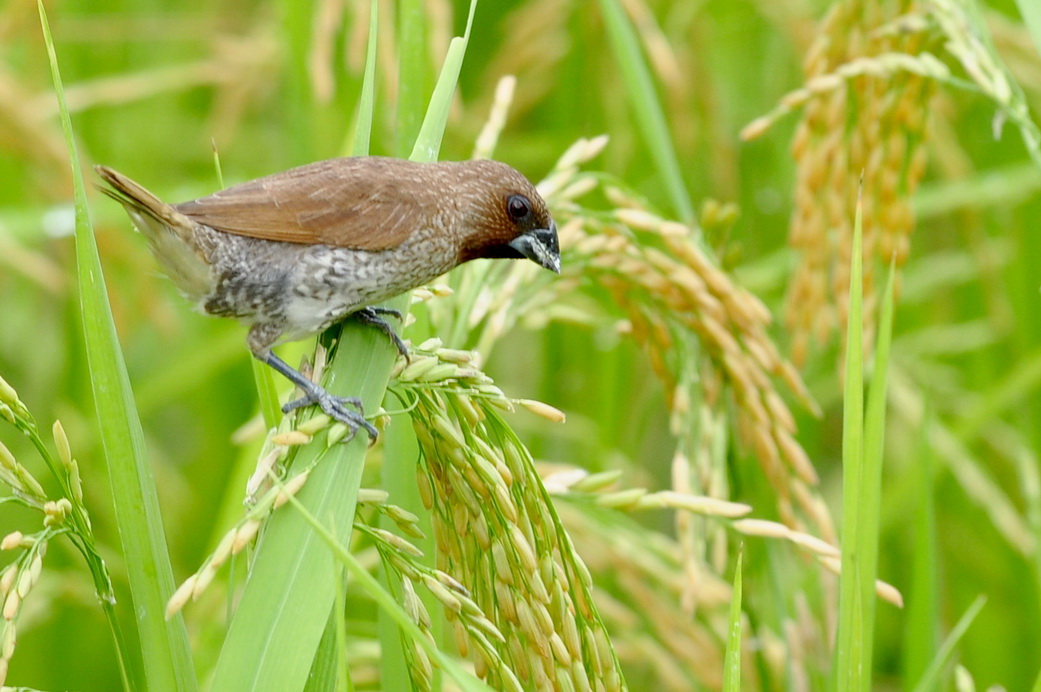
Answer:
[{"left": 174, "top": 157, "right": 436, "bottom": 251}]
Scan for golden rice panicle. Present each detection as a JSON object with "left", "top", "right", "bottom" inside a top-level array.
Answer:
[
  {"left": 357, "top": 494, "right": 529, "bottom": 691},
  {"left": 565, "top": 196, "right": 825, "bottom": 531},
  {"left": 525, "top": 135, "right": 829, "bottom": 531},
  {"left": 550, "top": 498, "right": 786, "bottom": 689},
  {"left": 410, "top": 386, "right": 625, "bottom": 691},
  {"left": 746, "top": 0, "right": 935, "bottom": 365}
]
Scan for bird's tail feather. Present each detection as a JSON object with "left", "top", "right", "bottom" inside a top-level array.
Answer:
[
  {"left": 94, "top": 165, "right": 213, "bottom": 302},
  {"left": 94, "top": 165, "right": 183, "bottom": 228}
]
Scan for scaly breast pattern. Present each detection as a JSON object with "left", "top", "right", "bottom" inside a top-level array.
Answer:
[{"left": 195, "top": 223, "right": 458, "bottom": 343}]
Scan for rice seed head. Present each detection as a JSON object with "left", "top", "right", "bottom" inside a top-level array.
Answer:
[
  {"left": 409, "top": 381, "right": 624, "bottom": 688},
  {"left": 746, "top": 0, "right": 938, "bottom": 365},
  {"left": 232, "top": 520, "right": 262, "bottom": 554},
  {"left": 51, "top": 420, "right": 72, "bottom": 468},
  {"left": 518, "top": 399, "right": 567, "bottom": 423},
  {"left": 0, "top": 376, "right": 27, "bottom": 419},
  {"left": 2, "top": 591, "right": 19, "bottom": 621},
  {"left": 0, "top": 568, "right": 16, "bottom": 597},
  {"left": 0, "top": 533, "right": 23, "bottom": 552},
  {"left": 0, "top": 621, "right": 15, "bottom": 661},
  {"left": 166, "top": 574, "right": 198, "bottom": 619}
]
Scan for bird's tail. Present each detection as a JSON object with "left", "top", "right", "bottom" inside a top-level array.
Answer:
[
  {"left": 94, "top": 165, "right": 184, "bottom": 228},
  {"left": 95, "top": 165, "right": 213, "bottom": 302}
]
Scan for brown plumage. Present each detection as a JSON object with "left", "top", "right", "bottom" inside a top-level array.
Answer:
[{"left": 96, "top": 157, "right": 560, "bottom": 440}]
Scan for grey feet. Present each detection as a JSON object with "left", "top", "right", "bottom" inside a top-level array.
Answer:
[
  {"left": 354, "top": 306, "right": 409, "bottom": 360},
  {"left": 282, "top": 386, "right": 379, "bottom": 441},
  {"left": 255, "top": 305, "right": 407, "bottom": 443},
  {"left": 262, "top": 351, "right": 378, "bottom": 442}
]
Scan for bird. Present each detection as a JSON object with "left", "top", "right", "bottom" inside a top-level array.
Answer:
[{"left": 95, "top": 157, "right": 560, "bottom": 441}]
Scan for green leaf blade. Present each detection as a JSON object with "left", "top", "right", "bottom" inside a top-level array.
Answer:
[
  {"left": 38, "top": 2, "right": 196, "bottom": 690},
  {"left": 597, "top": 0, "right": 695, "bottom": 225},
  {"left": 835, "top": 187, "right": 866, "bottom": 692},
  {"left": 723, "top": 549, "right": 744, "bottom": 691}
]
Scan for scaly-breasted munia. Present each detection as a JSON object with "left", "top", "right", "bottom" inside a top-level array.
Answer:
[{"left": 95, "top": 157, "right": 560, "bottom": 439}]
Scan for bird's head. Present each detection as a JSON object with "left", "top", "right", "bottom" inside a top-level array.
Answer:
[{"left": 453, "top": 160, "right": 560, "bottom": 274}]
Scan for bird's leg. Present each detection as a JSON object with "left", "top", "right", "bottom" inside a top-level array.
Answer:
[
  {"left": 261, "top": 350, "right": 379, "bottom": 442},
  {"left": 353, "top": 306, "right": 410, "bottom": 361}
]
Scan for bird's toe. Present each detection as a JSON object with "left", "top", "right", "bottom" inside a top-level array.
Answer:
[
  {"left": 319, "top": 395, "right": 379, "bottom": 442},
  {"left": 281, "top": 388, "right": 378, "bottom": 442}
]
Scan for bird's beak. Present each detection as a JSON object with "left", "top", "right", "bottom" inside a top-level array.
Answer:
[{"left": 508, "top": 222, "right": 561, "bottom": 274}]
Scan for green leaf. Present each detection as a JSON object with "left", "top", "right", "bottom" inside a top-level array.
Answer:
[
  {"left": 38, "top": 2, "right": 195, "bottom": 690},
  {"left": 349, "top": 0, "right": 380, "bottom": 158},
  {"left": 910, "top": 596, "right": 987, "bottom": 692},
  {"left": 250, "top": 358, "right": 282, "bottom": 431},
  {"left": 834, "top": 185, "right": 867, "bottom": 691},
  {"left": 211, "top": 322, "right": 399, "bottom": 691},
  {"left": 835, "top": 192, "right": 897, "bottom": 692},
  {"left": 903, "top": 410, "right": 939, "bottom": 689},
  {"left": 597, "top": 0, "right": 695, "bottom": 225},
  {"left": 395, "top": 0, "right": 429, "bottom": 157},
  {"left": 1015, "top": 0, "right": 1041, "bottom": 63},
  {"left": 722, "top": 549, "right": 743, "bottom": 691},
  {"left": 853, "top": 257, "right": 897, "bottom": 684},
  {"left": 284, "top": 488, "right": 492, "bottom": 692},
  {"left": 409, "top": 0, "right": 478, "bottom": 163}
]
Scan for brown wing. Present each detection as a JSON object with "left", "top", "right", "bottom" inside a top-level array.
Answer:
[{"left": 174, "top": 157, "right": 436, "bottom": 251}]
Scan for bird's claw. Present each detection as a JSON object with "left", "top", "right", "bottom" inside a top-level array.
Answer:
[
  {"left": 283, "top": 388, "right": 379, "bottom": 442},
  {"left": 282, "top": 393, "right": 362, "bottom": 413},
  {"left": 355, "top": 306, "right": 410, "bottom": 361},
  {"left": 363, "top": 306, "right": 404, "bottom": 321}
]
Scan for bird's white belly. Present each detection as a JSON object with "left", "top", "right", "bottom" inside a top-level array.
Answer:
[{"left": 280, "top": 232, "right": 457, "bottom": 338}]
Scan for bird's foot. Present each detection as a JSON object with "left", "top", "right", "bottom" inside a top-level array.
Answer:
[
  {"left": 354, "top": 306, "right": 410, "bottom": 361},
  {"left": 282, "top": 391, "right": 362, "bottom": 413},
  {"left": 282, "top": 386, "right": 379, "bottom": 442},
  {"left": 262, "top": 350, "right": 378, "bottom": 443}
]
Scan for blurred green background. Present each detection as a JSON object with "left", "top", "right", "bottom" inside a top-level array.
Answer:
[{"left": 3, "top": 0, "right": 1041, "bottom": 689}]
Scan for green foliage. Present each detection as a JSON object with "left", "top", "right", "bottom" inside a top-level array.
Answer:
[
  {"left": 38, "top": 2, "right": 194, "bottom": 689},
  {"left": 723, "top": 549, "right": 743, "bottom": 691},
  {"left": 2, "top": 0, "right": 1041, "bottom": 690}
]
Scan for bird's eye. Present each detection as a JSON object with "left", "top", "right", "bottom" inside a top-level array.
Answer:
[{"left": 506, "top": 194, "right": 532, "bottom": 222}]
